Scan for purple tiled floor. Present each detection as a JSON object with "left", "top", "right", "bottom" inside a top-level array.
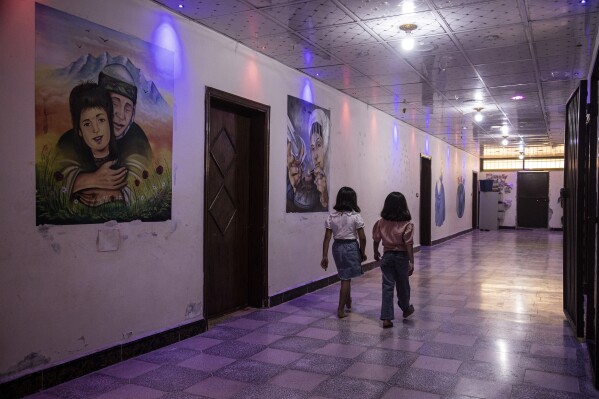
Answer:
[{"left": 25, "top": 230, "right": 599, "bottom": 398}]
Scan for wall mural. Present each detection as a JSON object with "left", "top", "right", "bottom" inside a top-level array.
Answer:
[
  {"left": 35, "top": 4, "right": 173, "bottom": 225},
  {"left": 456, "top": 175, "right": 465, "bottom": 218},
  {"left": 286, "top": 95, "right": 330, "bottom": 213},
  {"left": 435, "top": 173, "right": 445, "bottom": 226}
]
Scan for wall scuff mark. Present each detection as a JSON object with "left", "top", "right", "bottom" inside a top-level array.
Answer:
[
  {"left": 1, "top": 352, "right": 51, "bottom": 379},
  {"left": 185, "top": 302, "right": 201, "bottom": 319}
]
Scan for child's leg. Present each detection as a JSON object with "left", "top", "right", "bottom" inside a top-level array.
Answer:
[
  {"left": 338, "top": 280, "right": 351, "bottom": 318},
  {"left": 396, "top": 258, "right": 411, "bottom": 312},
  {"left": 346, "top": 283, "right": 352, "bottom": 309},
  {"left": 380, "top": 255, "right": 397, "bottom": 321}
]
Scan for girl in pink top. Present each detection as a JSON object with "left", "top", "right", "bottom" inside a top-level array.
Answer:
[
  {"left": 321, "top": 187, "right": 367, "bottom": 318},
  {"left": 372, "top": 192, "right": 415, "bottom": 328}
]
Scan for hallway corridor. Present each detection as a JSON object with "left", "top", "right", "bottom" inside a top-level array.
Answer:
[{"left": 26, "top": 230, "right": 599, "bottom": 398}]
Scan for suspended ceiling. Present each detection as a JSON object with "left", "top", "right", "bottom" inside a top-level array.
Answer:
[{"left": 153, "top": 0, "right": 598, "bottom": 157}]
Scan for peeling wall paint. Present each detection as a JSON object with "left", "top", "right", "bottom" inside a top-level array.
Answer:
[
  {"left": 0, "top": 353, "right": 51, "bottom": 379},
  {"left": 185, "top": 303, "right": 202, "bottom": 319}
]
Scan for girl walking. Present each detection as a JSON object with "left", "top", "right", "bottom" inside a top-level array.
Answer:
[
  {"left": 372, "top": 192, "right": 415, "bottom": 328},
  {"left": 321, "top": 187, "right": 367, "bottom": 318}
]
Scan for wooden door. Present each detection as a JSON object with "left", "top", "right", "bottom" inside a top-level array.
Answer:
[
  {"left": 563, "top": 82, "right": 587, "bottom": 337},
  {"left": 205, "top": 106, "right": 250, "bottom": 317},
  {"left": 420, "top": 155, "right": 432, "bottom": 246},
  {"left": 517, "top": 171, "right": 549, "bottom": 228},
  {"left": 204, "top": 88, "right": 269, "bottom": 319},
  {"left": 472, "top": 171, "right": 478, "bottom": 229}
]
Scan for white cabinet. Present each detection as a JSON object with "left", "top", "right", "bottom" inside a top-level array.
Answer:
[{"left": 479, "top": 191, "right": 500, "bottom": 230}]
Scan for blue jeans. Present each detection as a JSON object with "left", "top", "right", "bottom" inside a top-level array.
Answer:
[{"left": 380, "top": 251, "right": 411, "bottom": 320}]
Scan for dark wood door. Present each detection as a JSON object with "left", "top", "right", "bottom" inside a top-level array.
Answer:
[
  {"left": 420, "top": 155, "right": 432, "bottom": 246},
  {"left": 205, "top": 106, "right": 250, "bottom": 318},
  {"left": 588, "top": 73, "right": 598, "bottom": 384},
  {"left": 472, "top": 171, "right": 478, "bottom": 229},
  {"left": 563, "top": 82, "right": 587, "bottom": 338},
  {"left": 517, "top": 172, "right": 549, "bottom": 228},
  {"left": 204, "top": 88, "right": 270, "bottom": 320}
]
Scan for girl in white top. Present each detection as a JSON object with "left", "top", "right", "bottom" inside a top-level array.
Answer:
[{"left": 321, "top": 187, "right": 367, "bottom": 318}]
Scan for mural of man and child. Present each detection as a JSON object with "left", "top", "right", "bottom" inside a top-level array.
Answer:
[{"left": 35, "top": 4, "right": 173, "bottom": 225}]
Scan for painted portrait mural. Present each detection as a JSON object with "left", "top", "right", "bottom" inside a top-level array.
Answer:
[
  {"left": 435, "top": 173, "right": 445, "bottom": 226},
  {"left": 456, "top": 175, "right": 466, "bottom": 218},
  {"left": 286, "top": 95, "right": 330, "bottom": 213},
  {"left": 35, "top": 4, "right": 173, "bottom": 225}
]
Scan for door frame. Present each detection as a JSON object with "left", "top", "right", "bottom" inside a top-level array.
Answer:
[
  {"left": 420, "top": 154, "right": 432, "bottom": 246},
  {"left": 516, "top": 171, "right": 550, "bottom": 228},
  {"left": 472, "top": 171, "right": 478, "bottom": 229},
  {"left": 563, "top": 81, "right": 587, "bottom": 338},
  {"left": 204, "top": 87, "right": 270, "bottom": 317}
]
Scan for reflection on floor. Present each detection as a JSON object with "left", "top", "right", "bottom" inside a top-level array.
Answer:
[{"left": 26, "top": 230, "right": 599, "bottom": 398}]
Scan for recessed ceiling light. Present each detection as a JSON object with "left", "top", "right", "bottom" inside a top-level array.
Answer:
[{"left": 511, "top": 95, "right": 524, "bottom": 100}]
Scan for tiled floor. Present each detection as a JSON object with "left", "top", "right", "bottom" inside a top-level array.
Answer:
[{"left": 26, "top": 230, "right": 599, "bottom": 398}]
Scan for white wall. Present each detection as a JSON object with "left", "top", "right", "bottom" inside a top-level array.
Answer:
[{"left": 0, "top": 0, "right": 478, "bottom": 381}]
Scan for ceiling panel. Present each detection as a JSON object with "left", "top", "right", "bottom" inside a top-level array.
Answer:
[
  {"left": 327, "top": 42, "right": 396, "bottom": 62},
  {"left": 340, "top": 0, "right": 431, "bottom": 20},
  {"left": 454, "top": 25, "right": 528, "bottom": 50},
  {"left": 301, "top": 23, "right": 377, "bottom": 48},
  {"left": 475, "top": 60, "right": 536, "bottom": 77},
  {"left": 263, "top": 1, "right": 354, "bottom": 30},
  {"left": 155, "top": 0, "right": 598, "bottom": 157},
  {"left": 366, "top": 12, "right": 447, "bottom": 40},
  {"left": 199, "top": 10, "right": 289, "bottom": 39},
  {"left": 439, "top": 0, "right": 522, "bottom": 32},
  {"left": 466, "top": 44, "right": 531, "bottom": 64},
  {"left": 527, "top": 0, "right": 599, "bottom": 19}
]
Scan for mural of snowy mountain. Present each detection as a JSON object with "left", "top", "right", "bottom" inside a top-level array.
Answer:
[{"left": 55, "top": 52, "right": 171, "bottom": 116}]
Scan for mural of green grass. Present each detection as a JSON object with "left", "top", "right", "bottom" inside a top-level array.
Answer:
[{"left": 36, "top": 148, "right": 172, "bottom": 225}]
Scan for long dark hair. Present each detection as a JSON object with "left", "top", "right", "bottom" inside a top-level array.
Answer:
[
  {"left": 333, "top": 186, "right": 360, "bottom": 212},
  {"left": 381, "top": 192, "right": 411, "bottom": 221},
  {"left": 69, "top": 82, "right": 118, "bottom": 164}
]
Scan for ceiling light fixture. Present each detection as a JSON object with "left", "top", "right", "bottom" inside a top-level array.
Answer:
[
  {"left": 399, "top": 24, "right": 417, "bottom": 51},
  {"left": 473, "top": 107, "right": 484, "bottom": 122},
  {"left": 511, "top": 95, "right": 524, "bottom": 100}
]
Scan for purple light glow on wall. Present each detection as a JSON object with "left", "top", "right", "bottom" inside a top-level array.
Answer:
[
  {"left": 302, "top": 79, "right": 313, "bottom": 103},
  {"left": 152, "top": 18, "right": 181, "bottom": 78}
]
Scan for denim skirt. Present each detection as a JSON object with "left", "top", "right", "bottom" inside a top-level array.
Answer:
[{"left": 331, "top": 239, "right": 364, "bottom": 280}]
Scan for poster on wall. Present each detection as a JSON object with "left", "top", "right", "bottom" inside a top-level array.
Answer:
[
  {"left": 286, "top": 95, "right": 330, "bottom": 213},
  {"left": 35, "top": 4, "right": 173, "bottom": 225},
  {"left": 456, "top": 175, "right": 465, "bottom": 218},
  {"left": 435, "top": 174, "right": 445, "bottom": 226}
]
